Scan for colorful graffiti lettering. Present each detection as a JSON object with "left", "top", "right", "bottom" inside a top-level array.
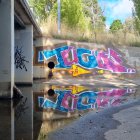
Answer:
[
  {"left": 52, "top": 85, "right": 87, "bottom": 94},
  {"left": 37, "top": 87, "right": 136, "bottom": 112},
  {"left": 96, "top": 48, "right": 135, "bottom": 73},
  {"left": 37, "top": 46, "right": 136, "bottom": 74},
  {"left": 52, "top": 65, "right": 91, "bottom": 76}
]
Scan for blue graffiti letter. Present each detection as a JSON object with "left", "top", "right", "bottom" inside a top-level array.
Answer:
[
  {"left": 77, "top": 48, "right": 97, "bottom": 69},
  {"left": 77, "top": 91, "right": 97, "bottom": 110}
]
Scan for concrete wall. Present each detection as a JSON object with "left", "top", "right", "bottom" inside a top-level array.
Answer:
[
  {"left": 15, "top": 25, "right": 33, "bottom": 84},
  {"left": 121, "top": 47, "right": 140, "bottom": 71},
  {"left": 0, "top": 0, "right": 14, "bottom": 97},
  {"left": 33, "top": 38, "right": 68, "bottom": 79},
  {"left": 33, "top": 66, "right": 48, "bottom": 79},
  {"left": 33, "top": 38, "right": 140, "bottom": 79},
  {"left": 33, "top": 38, "right": 54, "bottom": 79}
]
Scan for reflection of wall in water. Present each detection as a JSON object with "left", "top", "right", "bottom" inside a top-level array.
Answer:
[
  {"left": 34, "top": 92, "right": 80, "bottom": 120},
  {"left": 36, "top": 87, "right": 136, "bottom": 112},
  {"left": 33, "top": 117, "right": 76, "bottom": 140},
  {"left": 15, "top": 87, "right": 33, "bottom": 140},
  {"left": 33, "top": 84, "right": 136, "bottom": 113},
  {"left": 0, "top": 102, "right": 14, "bottom": 140}
]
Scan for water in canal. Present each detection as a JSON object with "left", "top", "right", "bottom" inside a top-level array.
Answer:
[{"left": 0, "top": 82, "right": 138, "bottom": 140}]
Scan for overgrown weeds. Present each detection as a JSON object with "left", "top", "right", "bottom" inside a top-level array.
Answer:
[{"left": 40, "top": 17, "right": 140, "bottom": 47}]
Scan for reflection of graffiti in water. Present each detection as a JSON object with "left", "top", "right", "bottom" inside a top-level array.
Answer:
[
  {"left": 37, "top": 86, "right": 136, "bottom": 112},
  {"left": 95, "top": 88, "right": 135, "bottom": 109},
  {"left": 15, "top": 46, "right": 29, "bottom": 71},
  {"left": 15, "top": 97, "right": 28, "bottom": 120},
  {"left": 37, "top": 46, "right": 136, "bottom": 76}
]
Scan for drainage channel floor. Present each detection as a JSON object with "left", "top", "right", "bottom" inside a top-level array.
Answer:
[{"left": 0, "top": 82, "right": 139, "bottom": 140}]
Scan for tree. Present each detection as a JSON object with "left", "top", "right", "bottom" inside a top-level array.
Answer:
[
  {"left": 132, "top": 0, "right": 140, "bottom": 34},
  {"left": 134, "top": 18, "right": 140, "bottom": 34},
  {"left": 123, "top": 18, "right": 135, "bottom": 41},
  {"left": 30, "top": 0, "right": 87, "bottom": 29},
  {"left": 124, "top": 18, "right": 135, "bottom": 33},
  {"left": 29, "top": 0, "right": 105, "bottom": 34},
  {"left": 83, "top": 0, "right": 106, "bottom": 41},
  {"left": 29, "top": 0, "right": 56, "bottom": 22},
  {"left": 52, "top": 0, "right": 87, "bottom": 29},
  {"left": 110, "top": 20, "right": 123, "bottom": 33},
  {"left": 133, "top": 0, "right": 140, "bottom": 19}
]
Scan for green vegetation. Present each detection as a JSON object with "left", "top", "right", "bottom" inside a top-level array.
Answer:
[
  {"left": 29, "top": 0, "right": 57, "bottom": 21},
  {"left": 83, "top": 0, "right": 106, "bottom": 41},
  {"left": 110, "top": 20, "right": 123, "bottom": 33},
  {"left": 133, "top": 0, "right": 140, "bottom": 18},
  {"left": 29, "top": 0, "right": 105, "bottom": 30},
  {"left": 133, "top": 0, "right": 140, "bottom": 34},
  {"left": 56, "top": 0, "right": 86, "bottom": 29},
  {"left": 29, "top": 0, "right": 140, "bottom": 47}
]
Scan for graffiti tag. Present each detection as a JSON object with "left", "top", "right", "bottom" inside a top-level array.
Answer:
[
  {"left": 37, "top": 46, "right": 136, "bottom": 74},
  {"left": 15, "top": 46, "right": 29, "bottom": 71}
]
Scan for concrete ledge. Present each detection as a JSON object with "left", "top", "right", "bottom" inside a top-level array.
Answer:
[
  {"left": 33, "top": 78, "right": 46, "bottom": 80},
  {"left": 36, "top": 78, "right": 138, "bottom": 88},
  {"left": 15, "top": 82, "right": 32, "bottom": 87},
  {"left": 0, "top": 82, "right": 11, "bottom": 99}
]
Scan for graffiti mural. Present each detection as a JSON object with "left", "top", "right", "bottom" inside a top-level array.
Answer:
[
  {"left": 15, "top": 46, "right": 29, "bottom": 71},
  {"left": 35, "top": 86, "right": 136, "bottom": 112},
  {"left": 34, "top": 45, "right": 136, "bottom": 76}
]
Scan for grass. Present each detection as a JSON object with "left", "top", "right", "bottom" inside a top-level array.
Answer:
[{"left": 40, "top": 17, "right": 140, "bottom": 47}]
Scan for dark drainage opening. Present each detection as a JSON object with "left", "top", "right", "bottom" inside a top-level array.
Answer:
[
  {"left": 48, "top": 61, "right": 55, "bottom": 69},
  {"left": 48, "top": 61, "right": 55, "bottom": 79},
  {"left": 48, "top": 89, "right": 55, "bottom": 96}
]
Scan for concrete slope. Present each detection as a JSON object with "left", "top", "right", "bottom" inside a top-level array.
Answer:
[{"left": 46, "top": 100, "right": 140, "bottom": 140}]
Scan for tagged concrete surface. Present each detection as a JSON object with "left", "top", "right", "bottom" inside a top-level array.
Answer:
[{"left": 34, "top": 38, "right": 140, "bottom": 80}]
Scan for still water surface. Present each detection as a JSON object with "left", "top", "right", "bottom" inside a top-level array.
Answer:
[{"left": 0, "top": 83, "right": 138, "bottom": 140}]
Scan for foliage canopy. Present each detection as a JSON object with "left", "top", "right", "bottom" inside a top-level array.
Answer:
[
  {"left": 29, "top": 0, "right": 105, "bottom": 30},
  {"left": 110, "top": 20, "right": 123, "bottom": 33},
  {"left": 133, "top": 0, "right": 140, "bottom": 34}
]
